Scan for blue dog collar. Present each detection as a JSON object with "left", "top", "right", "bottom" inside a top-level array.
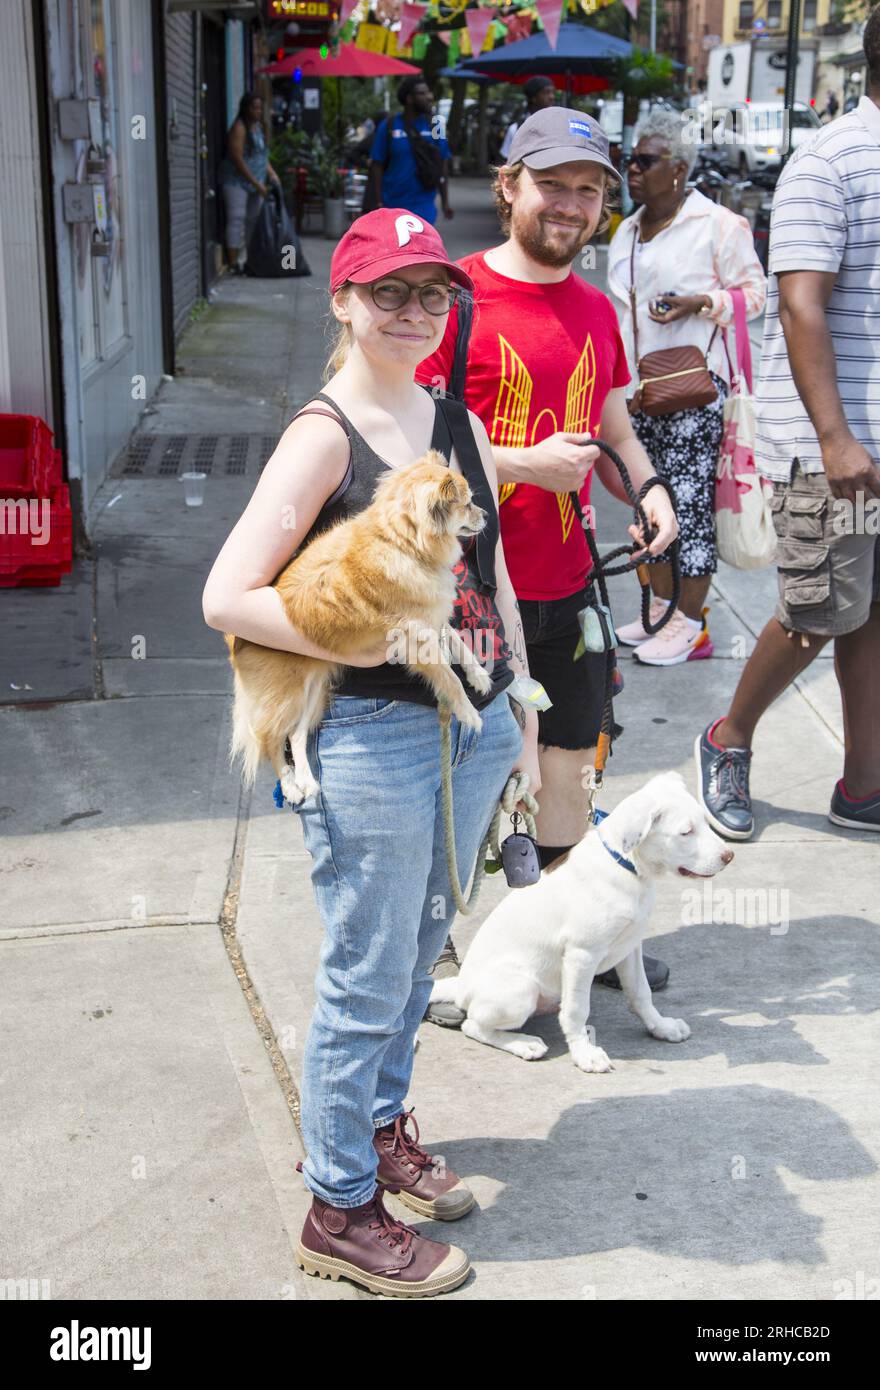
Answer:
[{"left": 595, "top": 808, "right": 638, "bottom": 876}]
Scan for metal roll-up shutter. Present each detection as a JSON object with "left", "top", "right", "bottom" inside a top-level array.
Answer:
[{"left": 164, "top": 9, "right": 200, "bottom": 339}]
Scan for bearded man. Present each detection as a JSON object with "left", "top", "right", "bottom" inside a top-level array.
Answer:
[{"left": 417, "top": 108, "right": 680, "bottom": 1014}]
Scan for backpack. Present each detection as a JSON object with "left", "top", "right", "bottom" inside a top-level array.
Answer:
[
  {"left": 366, "top": 116, "right": 444, "bottom": 203},
  {"left": 403, "top": 123, "right": 444, "bottom": 190}
]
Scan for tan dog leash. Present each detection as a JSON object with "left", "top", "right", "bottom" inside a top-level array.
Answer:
[{"left": 438, "top": 699, "right": 539, "bottom": 916}]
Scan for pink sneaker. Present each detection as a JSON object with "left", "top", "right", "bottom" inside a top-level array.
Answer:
[
  {"left": 616, "top": 597, "right": 671, "bottom": 646},
  {"left": 634, "top": 607, "right": 714, "bottom": 667}
]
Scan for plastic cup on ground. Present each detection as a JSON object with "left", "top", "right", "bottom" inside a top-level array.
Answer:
[{"left": 180, "top": 471, "right": 207, "bottom": 507}]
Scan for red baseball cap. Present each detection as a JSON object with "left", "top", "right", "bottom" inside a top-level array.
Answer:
[{"left": 330, "top": 209, "right": 474, "bottom": 295}]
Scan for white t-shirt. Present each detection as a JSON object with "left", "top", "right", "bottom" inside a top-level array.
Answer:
[
  {"left": 500, "top": 121, "right": 518, "bottom": 162},
  {"left": 755, "top": 96, "right": 880, "bottom": 480}
]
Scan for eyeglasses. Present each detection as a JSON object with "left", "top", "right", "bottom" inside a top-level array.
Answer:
[
  {"left": 625, "top": 152, "right": 672, "bottom": 172},
  {"left": 369, "top": 279, "right": 458, "bottom": 316}
]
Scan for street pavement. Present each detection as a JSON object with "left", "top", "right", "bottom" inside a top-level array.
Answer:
[{"left": 1, "top": 179, "right": 877, "bottom": 1302}]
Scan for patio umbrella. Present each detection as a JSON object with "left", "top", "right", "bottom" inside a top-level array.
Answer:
[
  {"left": 440, "top": 64, "right": 494, "bottom": 84},
  {"left": 460, "top": 22, "right": 633, "bottom": 98},
  {"left": 258, "top": 45, "right": 420, "bottom": 79}
]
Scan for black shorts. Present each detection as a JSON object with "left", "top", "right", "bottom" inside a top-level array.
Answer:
[{"left": 519, "top": 586, "right": 609, "bottom": 751}]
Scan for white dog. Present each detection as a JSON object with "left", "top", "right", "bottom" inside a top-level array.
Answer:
[{"left": 430, "top": 772, "right": 734, "bottom": 1072}]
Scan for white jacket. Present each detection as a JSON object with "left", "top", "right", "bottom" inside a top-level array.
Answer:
[{"left": 607, "top": 189, "right": 767, "bottom": 397}]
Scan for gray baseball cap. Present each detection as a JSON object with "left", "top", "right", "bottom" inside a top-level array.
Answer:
[{"left": 508, "top": 106, "right": 620, "bottom": 181}]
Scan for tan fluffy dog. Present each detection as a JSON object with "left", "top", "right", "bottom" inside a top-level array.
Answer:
[{"left": 225, "top": 452, "right": 493, "bottom": 804}]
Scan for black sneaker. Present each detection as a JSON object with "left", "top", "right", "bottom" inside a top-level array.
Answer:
[
  {"left": 695, "top": 719, "right": 755, "bottom": 841},
  {"left": 595, "top": 955, "right": 670, "bottom": 992},
  {"left": 424, "top": 937, "right": 465, "bottom": 1028},
  {"left": 828, "top": 780, "right": 880, "bottom": 832}
]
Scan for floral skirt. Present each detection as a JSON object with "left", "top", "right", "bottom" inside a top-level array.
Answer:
[{"left": 630, "top": 372, "right": 728, "bottom": 578}]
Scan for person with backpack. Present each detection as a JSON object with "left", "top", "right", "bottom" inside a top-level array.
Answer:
[
  {"left": 416, "top": 108, "right": 680, "bottom": 1019},
  {"left": 365, "top": 76, "right": 453, "bottom": 224}
]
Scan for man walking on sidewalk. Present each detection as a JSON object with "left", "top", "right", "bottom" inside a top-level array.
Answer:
[
  {"left": 417, "top": 108, "right": 679, "bottom": 1020},
  {"left": 695, "top": 5, "right": 880, "bottom": 839},
  {"left": 366, "top": 76, "right": 453, "bottom": 225}
]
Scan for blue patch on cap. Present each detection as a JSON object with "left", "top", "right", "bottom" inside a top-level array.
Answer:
[{"left": 569, "top": 119, "right": 593, "bottom": 139}]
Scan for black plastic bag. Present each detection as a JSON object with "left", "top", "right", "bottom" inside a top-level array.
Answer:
[{"left": 245, "top": 187, "right": 311, "bottom": 279}]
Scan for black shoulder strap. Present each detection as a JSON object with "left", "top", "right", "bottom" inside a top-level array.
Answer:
[
  {"left": 449, "top": 291, "right": 473, "bottom": 403},
  {"left": 436, "top": 395, "right": 497, "bottom": 594}
]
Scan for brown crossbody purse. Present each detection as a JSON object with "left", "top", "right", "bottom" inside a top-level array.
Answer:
[{"left": 628, "top": 228, "right": 719, "bottom": 417}]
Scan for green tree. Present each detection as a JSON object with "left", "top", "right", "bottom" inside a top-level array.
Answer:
[{"left": 611, "top": 49, "right": 677, "bottom": 133}]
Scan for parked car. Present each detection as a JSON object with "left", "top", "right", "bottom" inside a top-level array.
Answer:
[{"left": 707, "top": 101, "right": 821, "bottom": 178}]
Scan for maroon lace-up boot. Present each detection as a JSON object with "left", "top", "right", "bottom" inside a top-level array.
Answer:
[
  {"left": 297, "top": 1187, "right": 469, "bottom": 1298},
  {"left": 374, "top": 1109, "right": 475, "bottom": 1220}
]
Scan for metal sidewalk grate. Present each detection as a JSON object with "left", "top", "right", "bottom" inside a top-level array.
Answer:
[{"left": 110, "top": 434, "right": 278, "bottom": 479}]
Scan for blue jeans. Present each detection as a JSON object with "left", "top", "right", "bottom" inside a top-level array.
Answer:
[{"left": 294, "top": 692, "right": 522, "bottom": 1208}]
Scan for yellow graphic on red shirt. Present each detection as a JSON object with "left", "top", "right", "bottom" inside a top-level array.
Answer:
[{"left": 492, "top": 333, "right": 598, "bottom": 543}]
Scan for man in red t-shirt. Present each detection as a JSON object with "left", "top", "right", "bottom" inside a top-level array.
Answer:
[{"left": 418, "top": 108, "right": 679, "bottom": 1005}]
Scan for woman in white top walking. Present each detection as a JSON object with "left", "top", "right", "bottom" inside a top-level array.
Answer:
[{"left": 608, "top": 109, "right": 766, "bottom": 665}]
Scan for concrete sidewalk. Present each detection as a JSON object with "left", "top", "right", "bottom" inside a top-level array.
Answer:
[{"left": 1, "top": 179, "right": 877, "bottom": 1302}]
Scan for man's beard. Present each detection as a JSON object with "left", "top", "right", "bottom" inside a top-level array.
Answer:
[{"left": 511, "top": 203, "right": 594, "bottom": 268}]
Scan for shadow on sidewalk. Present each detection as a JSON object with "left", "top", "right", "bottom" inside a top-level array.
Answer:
[{"left": 417, "top": 1082, "right": 874, "bottom": 1272}]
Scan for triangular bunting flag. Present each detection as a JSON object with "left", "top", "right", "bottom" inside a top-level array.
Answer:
[
  {"left": 465, "top": 5, "right": 495, "bottom": 56},
  {"left": 622, "top": 0, "right": 639, "bottom": 19},
  {"left": 436, "top": 30, "right": 452, "bottom": 45},
  {"left": 398, "top": 2, "right": 426, "bottom": 48},
  {"left": 338, "top": 0, "right": 360, "bottom": 26},
  {"left": 535, "top": 0, "right": 565, "bottom": 49},
  {"left": 448, "top": 29, "right": 460, "bottom": 63}
]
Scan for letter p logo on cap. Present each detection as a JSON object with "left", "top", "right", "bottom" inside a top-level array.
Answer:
[{"left": 395, "top": 213, "right": 425, "bottom": 247}]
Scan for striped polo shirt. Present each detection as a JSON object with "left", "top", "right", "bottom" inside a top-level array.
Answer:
[{"left": 755, "top": 96, "right": 880, "bottom": 481}]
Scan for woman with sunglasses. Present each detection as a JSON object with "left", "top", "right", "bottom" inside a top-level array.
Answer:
[
  {"left": 203, "top": 209, "right": 537, "bottom": 1297},
  {"left": 608, "top": 109, "right": 766, "bottom": 666}
]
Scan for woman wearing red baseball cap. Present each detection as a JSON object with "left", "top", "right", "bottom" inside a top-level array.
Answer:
[{"left": 204, "top": 209, "right": 540, "bottom": 1296}]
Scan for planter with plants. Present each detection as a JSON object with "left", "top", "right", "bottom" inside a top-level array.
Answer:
[
  {"left": 312, "top": 139, "right": 347, "bottom": 239},
  {"left": 268, "top": 127, "right": 317, "bottom": 216}
]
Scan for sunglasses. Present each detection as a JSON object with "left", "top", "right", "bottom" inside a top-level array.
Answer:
[
  {"left": 368, "top": 278, "right": 458, "bottom": 316},
  {"left": 625, "top": 152, "right": 672, "bottom": 173}
]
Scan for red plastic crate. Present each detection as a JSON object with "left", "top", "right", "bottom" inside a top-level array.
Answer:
[
  {"left": 0, "top": 414, "right": 60, "bottom": 497},
  {"left": 0, "top": 483, "right": 73, "bottom": 587}
]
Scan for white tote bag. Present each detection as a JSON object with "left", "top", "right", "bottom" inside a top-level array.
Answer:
[{"left": 715, "top": 288, "right": 777, "bottom": 569}]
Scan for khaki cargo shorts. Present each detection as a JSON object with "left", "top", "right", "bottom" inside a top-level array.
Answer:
[{"left": 770, "top": 463, "right": 880, "bottom": 637}]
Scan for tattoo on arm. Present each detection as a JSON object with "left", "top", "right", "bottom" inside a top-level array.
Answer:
[
  {"left": 511, "top": 602, "right": 528, "bottom": 672},
  {"left": 510, "top": 699, "right": 527, "bottom": 732}
]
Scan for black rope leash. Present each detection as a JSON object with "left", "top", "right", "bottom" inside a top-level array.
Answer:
[
  {"left": 567, "top": 439, "right": 681, "bottom": 800},
  {"left": 572, "top": 438, "right": 681, "bottom": 627}
]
